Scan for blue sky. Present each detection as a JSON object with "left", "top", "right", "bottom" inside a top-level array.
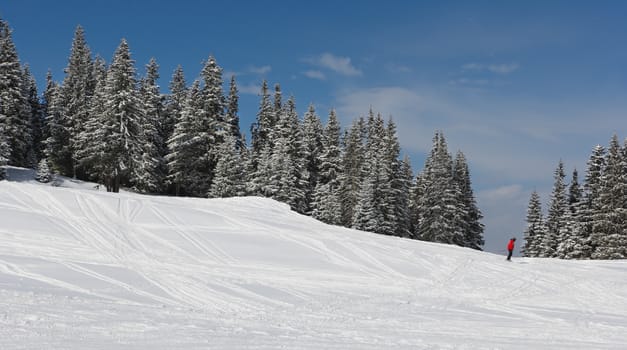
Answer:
[{"left": 3, "top": 1, "right": 627, "bottom": 252}]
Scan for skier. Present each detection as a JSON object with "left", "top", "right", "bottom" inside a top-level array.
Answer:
[{"left": 506, "top": 237, "right": 516, "bottom": 261}]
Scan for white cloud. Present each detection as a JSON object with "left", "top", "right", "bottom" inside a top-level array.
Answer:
[
  {"left": 385, "top": 63, "right": 413, "bottom": 73},
  {"left": 307, "top": 53, "right": 362, "bottom": 76},
  {"left": 303, "top": 70, "right": 326, "bottom": 80},
  {"left": 249, "top": 65, "right": 271, "bottom": 74},
  {"left": 462, "top": 62, "right": 519, "bottom": 74},
  {"left": 238, "top": 83, "right": 261, "bottom": 95}
]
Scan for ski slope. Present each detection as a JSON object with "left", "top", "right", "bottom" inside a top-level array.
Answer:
[{"left": 1, "top": 168, "right": 626, "bottom": 349}]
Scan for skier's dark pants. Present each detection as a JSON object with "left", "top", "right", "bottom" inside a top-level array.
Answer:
[{"left": 507, "top": 249, "right": 513, "bottom": 261}]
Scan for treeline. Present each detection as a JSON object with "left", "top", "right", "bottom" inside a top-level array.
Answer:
[
  {"left": 0, "top": 20, "right": 484, "bottom": 248},
  {"left": 523, "top": 134, "right": 627, "bottom": 259}
]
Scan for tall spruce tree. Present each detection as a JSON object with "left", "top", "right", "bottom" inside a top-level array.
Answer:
[
  {"left": 99, "top": 39, "right": 144, "bottom": 192},
  {"left": 312, "top": 109, "right": 342, "bottom": 224},
  {"left": 352, "top": 112, "right": 387, "bottom": 234},
  {"left": 556, "top": 169, "right": 584, "bottom": 258},
  {"left": 339, "top": 117, "right": 366, "bottom": 227},
  {"left": 134, "top": 58, "right": 165, "bottom": 193},
  {"left": 543, "top": 161, "right": 567, "bottom": 257},
  {"left": 576, "top": 145, "right": 606, "bottom": 259},
  {"left": 522, "top": 191, "right": 546, "bottom": 257},
  {"left": 268, "top": 97, "right": 308, "bottom": 212},
  {"left": 23, "top": 65, "right": 42, "bottom": 165},
  {"left": 59, "top": 25, "right": 94, "bottom": 178},
  {"left": 416, "top": 131, "right": 465, "bottom": 245},
  {"left": 453, "top": 151, "right": 484, "bottom": 250},
  {"left": 0, "top": 19, "right": 32, "bottom": 167},
  {"left": 301, "top": 104, "right": 323, "bottom": 214},
  {"left": 249, "top": 80, "right": 274, "bottom": 190},
  {"left": 208, "top": 132, "right": 245, "bottom": 198},
  {"left": 225, "top": 75, "right": 242, "bottom": 149},
  {"left": 76, "top": 56, "right": 107, "bottom": 184},
  {"left": 591, "top": 135, "right": 627, "bottom": 259}
]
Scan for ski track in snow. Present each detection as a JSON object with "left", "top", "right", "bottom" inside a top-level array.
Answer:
[{"left": 1, "top": 173, "right": 627, "bottom": 349}]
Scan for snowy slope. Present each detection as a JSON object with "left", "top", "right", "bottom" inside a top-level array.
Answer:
[{"left": 1, "top": 169, "right": 627, "bottom": 349}]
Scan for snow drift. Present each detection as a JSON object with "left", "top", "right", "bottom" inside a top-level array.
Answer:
[{"left": 1, "top": 168, "right": 626, "bottom": 349}]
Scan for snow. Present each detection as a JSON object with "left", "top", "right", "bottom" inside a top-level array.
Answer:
[{"left": 1, "top": 167, "right": 627, "bottom": 349}]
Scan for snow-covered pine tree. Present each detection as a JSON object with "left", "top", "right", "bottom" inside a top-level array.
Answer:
[
  {"left": 575, "top": 145, "right": 605, "bottom": 259},
  {"left": 521, "top": 190, "right": 546, "bottom": 257},
  {"left": 99, "top": 39, "right": 144, "bottom": 192},
  {"left": 409, "top": 171, "right": 426, "bottom": 238},
  {"left": 44, "top": 74, "right": 70, "bottom": 175},
  {"left": 301, "top": 104, "right": 323, "bottom": 214},
  {"left": 0, "top": 19, "right": 32, "bottom": 168},
  {"left": 249, "top": 80, "right": 274, "bottom": 189},
  {"left": 59, "top": 26, "right": 94, "bottom": 178},
  {"left": 267, "top": 97, "right": 308, "bottom": 213},
  {"left": 35, "top": 158, "right": 52, "bottom": 183},
  {"left": 164, "top": 65, "right": 186, "bottom": 152},
  {"left": 453, "top": 151, "right": 485, "bottom": 250},
  {"left": 591, "top": 135, "right": 627, "bottom": 259},
  {"left": 133, "top": 58, "right": 165, "bottom": 193},
  {"left": 312, "top": 109, "right": 342, "bottom": 225},
  {"left": 416, "top": 131, "right": 465, "bottom": 245},
  {"left": 556, "top": 169, "right": 584, "bottom": 259},
  {"left": 352, "top": 111, "right": 387, "bottom": 234},
  {"left": 208, "top": 131, "right": 245, "bottom": 198},
  {"left": 379, "top": 117, "right": 403, "bottom": 236},
  {"left": 338, "top": 117, "right": 366, "bottom": 227},
  {"left": 23, "top": 65, "right": 43, "bottom": 165},
  {"left": 166, "top": 80, "right": 210, "bottom": 196},
  {"left": 76, "top": 56, "right": 107, "bottom": 185},
  {"left": 225, "top": 75, "right": 243, "bottom": 150},
  {"left": 40, "top": 71, "right": 54, "bottom": 144},
  {"left": 543, "top": 160, "right": 567, "bottom": 257},
  {"left": 395, "top": 155, "right": 414, "bottom": 238}
]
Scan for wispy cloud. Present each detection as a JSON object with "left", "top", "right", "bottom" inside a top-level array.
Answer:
[
  {"left": 238, "top": 83, "right": 261, "bottom": 95},
  {"left": 249, "top": 65, "right": 272, "bottom": 74},
  {"left": 306, "top": 53, "right": 362, "bottom": 76},
  {"left": 385, "top": 63, "right": 413, "bottom": 73},
  {"left": 303, "top": 70, "right": 326, "bottom": 80},
  {"left": 462, "top": 62, "right": 520, "bottom": 74}
]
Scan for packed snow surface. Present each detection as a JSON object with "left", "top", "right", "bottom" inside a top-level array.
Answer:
[{"left": 1, "top": 168, "right": 627, "bottom": 349}]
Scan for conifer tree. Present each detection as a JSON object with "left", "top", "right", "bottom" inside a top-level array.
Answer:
[
  {"left": 339, "top": 117, "right": 365, "bottom": 227},
  {"left": 35, "top": 158, "right": 52, "bottom": 183},
  {"left": 522, "top": 191, "right": 546, "bottom": 257},
  {"left": 23, "top": 65, "right": 43, "bottom": 164},
  {"left": 268, "top": 97, "right": 308, "bottom": 212},
  {"left": 249, "top": 81, "right": 275, "bottom": 194},
  {"left": 543, "top": 161, "right": 567, "bottom": 257},
  {"left": 99, "top": 39, "right": 144, "bottom": 192},
  {"left": 417, "top": 131, "right": 465, "bottom": 245},
  {"left": 312, "top": 109, "right": 342, "bottom": 224},
  {"left": 301, "top": 104, "right": 323, "bottom": 213},
  {"left": 208, "top": 132, "right": 245, "bottom": 198},
  {"left": 576, "top": 145, "right": 605, "bottom": 259},
  {"left": 59, "top": 25, "right": 94, "bottom": 178},
  {"left": 0, "top": 19, "right": 32, "bottom": 167},
  {"left": 76, "top": 56, "right": 107, "bottom": 184},
  {"left": 591, "top": 135, "right": 627, "bottom": 259},
  {"left": 164, "top": 65, "right": 186, "bottom": 151},
  {"left": 352, "top": 112, "right": 387, "bottom": 234},
  {"left": 134, "top": 58, "right": 165, "bottom": 193},
  {"left": 556, "top": 169, "right": 584, "bottom": 258},
  {"left": 166, "top": 80, "right": 211, "bottom": 196},
  {"left": 453, "top": 151, "right": 484, "bottom": 250},
  {"left": 225, "top": 75, "right": 243, "bottom": 149}
]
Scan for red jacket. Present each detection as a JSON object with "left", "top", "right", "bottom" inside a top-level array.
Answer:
[{"left": 507, "top": 239, "right": 515, "bottom": 251}]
